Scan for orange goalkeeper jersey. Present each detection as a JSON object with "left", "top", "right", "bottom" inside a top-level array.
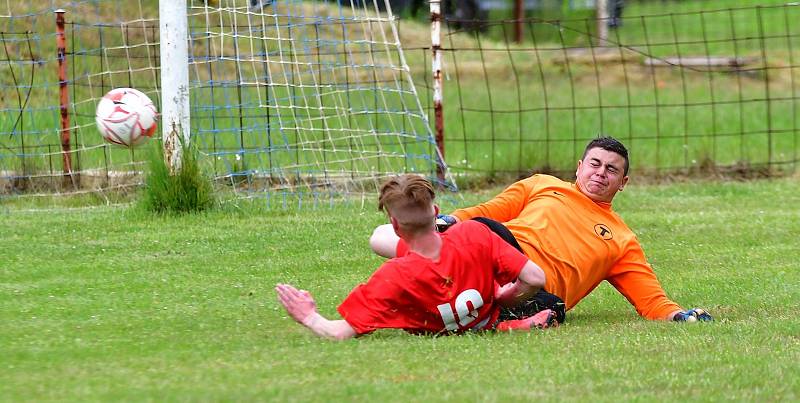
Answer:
[{"left": 452, "top": 174, "right": 682, "bottom": 320}]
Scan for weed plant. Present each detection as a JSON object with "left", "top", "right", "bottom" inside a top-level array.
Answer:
[{"left": 140, "top": 140, "right": 216, "bottom": 214}]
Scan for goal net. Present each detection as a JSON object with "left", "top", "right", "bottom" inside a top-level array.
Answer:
[
  {"left": 0, "top": 0, "right": 450, "bottom": 204},
  {"left": 186, "top": 0, "right": 450, "bottom": 199}
]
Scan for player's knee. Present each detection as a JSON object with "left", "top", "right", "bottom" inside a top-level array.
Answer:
[
  {"left": 520, "top": 263, "right": 546, "bottom": 290},
  {"left": 369, "top": 224, "right": 398, "bottom": 258},
  {"left": 368, "top": 224, "right": 386, "bottom": 252},
  {"left": 530, "top": 269, "right": 546, "bottom": 289}
]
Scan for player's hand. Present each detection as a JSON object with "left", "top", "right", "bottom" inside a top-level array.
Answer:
[
  {"left": 495, "top": 282, "right": 516, "bottom": 300},
  {"left": 672, "top": 308, "right": 713, "bottom": 322},
  {"left": 275, "top": 283, "right": 318, "bottom": 324},
  {"left": 435, "top": 214, "right": 458, "bottom": 232}
]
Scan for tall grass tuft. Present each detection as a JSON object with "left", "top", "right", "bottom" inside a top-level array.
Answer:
[{"left": 140, "top": 140, "right": 216, "bottom": 214}]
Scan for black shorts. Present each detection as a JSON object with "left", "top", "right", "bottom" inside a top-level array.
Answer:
[{"left": 470, "top": 217, "right": 567, "bottom": 323}]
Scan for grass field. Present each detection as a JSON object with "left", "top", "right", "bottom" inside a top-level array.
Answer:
[
  {"left": 2, "top": 1, "right": 798, "bottom": 400},
  {"left": 2, "top": 177, "right": 799, "bottom": 401}
]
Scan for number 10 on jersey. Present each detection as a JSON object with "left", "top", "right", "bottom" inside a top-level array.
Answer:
[{"left": 436, "top": 289, "right": 485, "bottom": 331}]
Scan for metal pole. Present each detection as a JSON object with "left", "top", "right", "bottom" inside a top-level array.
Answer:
[
  {"left": 159, "top": 0, "right": 190, "bottom": 174},
  {"left": 430, "top": 0, "right": 445, "bottom": 184},
  {"left": 55, "top": 9, "right": 73, "bottom": 185},
  {"left": 514, "top": 0, "right": 523, "bottom": 44},
  {"left": 596, "top": 0, "right": 609, "bottom": 47}
]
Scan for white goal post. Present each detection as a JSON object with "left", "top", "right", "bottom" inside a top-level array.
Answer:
[{"left": 159, "top": 0, "right": 191, "bottom": 174}]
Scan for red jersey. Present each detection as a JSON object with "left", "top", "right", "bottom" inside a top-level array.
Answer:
[{"left": 337, "top": 221, "right": 529, "bottom": 335}]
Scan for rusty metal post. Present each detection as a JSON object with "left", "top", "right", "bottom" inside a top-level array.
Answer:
[
  {"left": 55, "top": 9, "right": 74, "bottom": 185},
  {"left": 514, "top": 0, "right": 524, "bottom": 43},
  {"left": 430, "top": 0, "right": 445, "bottom": 185}
]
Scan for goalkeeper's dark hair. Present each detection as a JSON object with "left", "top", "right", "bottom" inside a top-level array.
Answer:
[
  {"left": 378, "top": 175, "right": 436, "bottom": 234},
  {"left": 583, "top": 136, "right": 630, "bottom": 175}
]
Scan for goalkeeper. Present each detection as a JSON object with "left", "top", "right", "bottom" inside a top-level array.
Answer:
[
  {"left": 276, "top": 174, "right": 558, "bottom": 340},
  {"left": 370, "top": 136, "right": 712, "bottom": 323}
]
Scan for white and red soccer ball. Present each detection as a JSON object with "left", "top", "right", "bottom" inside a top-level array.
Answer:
[{"left": 95, "top": 88, "right": 158, "bottom": 147}]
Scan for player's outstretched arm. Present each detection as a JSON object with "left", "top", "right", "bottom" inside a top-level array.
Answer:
[
  {"left": 369, "top": 224, "right": 400, "bottom": 258},
  {"left": 669, "top": 308, "right": 713, "bottom": 322},
  {"left": 275, "top": 283, "right": 357, "bottom": 340}
]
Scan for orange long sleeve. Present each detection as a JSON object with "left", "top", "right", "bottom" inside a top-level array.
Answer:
[{"left": 452, "top": 174, "right": 681, "bottom": 320}]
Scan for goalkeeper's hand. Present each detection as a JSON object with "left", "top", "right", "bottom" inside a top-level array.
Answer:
[
  {"left": 672, "top": 308, "right": 713, "bottom": 322},
  {"left": 435, "top": 214, "right": 458, "bottom": 232}
]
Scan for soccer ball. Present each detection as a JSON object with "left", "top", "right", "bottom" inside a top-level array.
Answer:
[{"left": 95, "top": 88, "right": 158, "bottom": 147}]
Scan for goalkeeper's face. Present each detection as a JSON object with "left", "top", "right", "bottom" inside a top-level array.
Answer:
[{"left": 575, "top": 147, "right": 630, "bottom": 203}]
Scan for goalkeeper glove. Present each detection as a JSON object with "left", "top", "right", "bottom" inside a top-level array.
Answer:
[
  {"left": 435, "top": 214, "right": 457, "bottom": 232},
  {"left": 672, "top": 308, "right": 713, "bottom": 322}
]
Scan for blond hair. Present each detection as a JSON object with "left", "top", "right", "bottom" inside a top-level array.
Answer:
[{"left": 378, "top": 174, "right": 436, "bottom": 234}]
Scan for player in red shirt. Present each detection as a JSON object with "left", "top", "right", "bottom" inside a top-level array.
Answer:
[{"left": 275, "top": 174, "right": 558, "bottom": 339}]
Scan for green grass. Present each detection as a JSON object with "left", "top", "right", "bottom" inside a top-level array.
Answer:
[
  {"left": 140, "top": 141, "right": 216, "bottom": 214},
  {"left": 2, "top": 178, "right": 799, "bottom": 400}
]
